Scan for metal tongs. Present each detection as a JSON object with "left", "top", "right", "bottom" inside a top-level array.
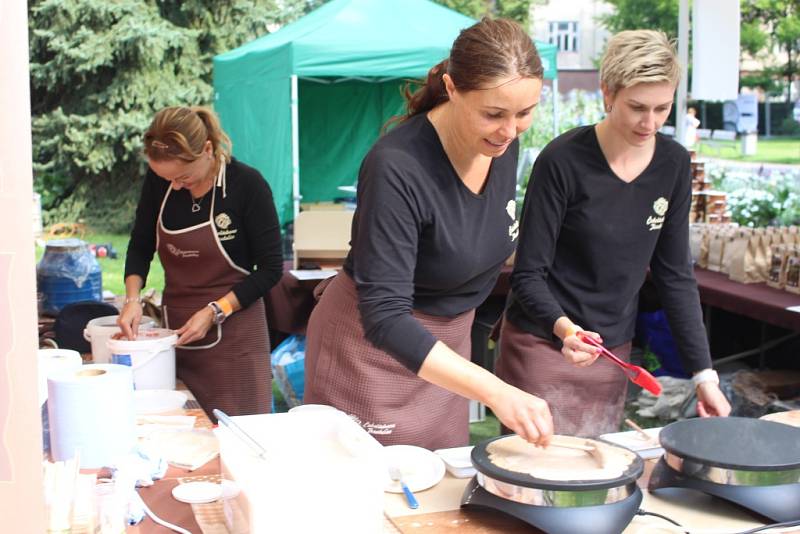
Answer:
[{"left": 213, "top": 409, "right": 268, "bottom": 460}]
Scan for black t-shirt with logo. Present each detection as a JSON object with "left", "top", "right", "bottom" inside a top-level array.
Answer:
[
  {"left": 506, "top": 125, "right": 711, "bottom": 372},
  {"left": 344, "top": 113, "right": 519, "bottom": 373},
  {"left": 124, "top": 158, "right": 283, "bottom": 309}
]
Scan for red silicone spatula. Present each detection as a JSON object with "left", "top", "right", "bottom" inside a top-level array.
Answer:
[{"left": 577, "top": 332, "right": 662, "bottom": 396}]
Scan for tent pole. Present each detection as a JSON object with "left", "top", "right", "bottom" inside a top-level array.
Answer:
[
  {"left": 675, "top": 0, "right": 689, "bottom": 146},
  {"left": 291, "top": 74, "right": 300, "bottom": 219},
  {"left": 552, "top": 78, "right": 559, "bottom": 139}
]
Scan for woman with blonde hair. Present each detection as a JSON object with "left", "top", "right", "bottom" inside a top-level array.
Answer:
[
  {"left": 119, "top": 106, "right": 283, "bottom": 421},
  {"left": 304, "top": 18, "right": 554, "bottom": 449},
  {"left": 497, "top": 30, "right": 730, "bottom": 437}
]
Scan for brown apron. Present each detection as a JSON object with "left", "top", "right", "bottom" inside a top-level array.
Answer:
[
  {"left": 157, "top": 184, "right": 271, "bottom": 421},
  {"left": 304, "top": 272, "right": 473, "bottom": 450},
  {"left": 496, "top": 317, "right": 631, "bottom": 438}
]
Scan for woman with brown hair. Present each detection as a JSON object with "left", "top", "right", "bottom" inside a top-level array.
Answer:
[
  {"left": 498, "top": 30, "right": 730, "bottom": 438},
  {"left": 303, "top": 18, "right": 553, "bottom": 450},
  {"left": 119, "top": 106, "right": 283, "bottom": 421}
]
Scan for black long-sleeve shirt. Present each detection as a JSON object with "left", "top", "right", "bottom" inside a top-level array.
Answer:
[
  {"left": 125, "top": 158, "right": 283, "bottom": 308},
  {"left": 506, "top": 125, "right": 712, "bottom": 373},
  {"left": 344, "top": 113, "right": 520, "bottom": 372}
]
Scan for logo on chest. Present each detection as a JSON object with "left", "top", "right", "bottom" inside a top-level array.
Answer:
[
  {"left": 215, "top": 212, "right": 238, "bottom": 242},
  {"left": 647, "top": 197, "right": 668, "bottom": 231},
  {"left": 506, "top": 199, "right": 519, "bottom": 241}
]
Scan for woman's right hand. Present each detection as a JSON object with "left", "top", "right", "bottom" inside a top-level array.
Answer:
[
  {"left": 117, "top": 301, "right": 143, "bottom": 340},
  {"left": 487, "top": 384, "right": 554, "bottom": 446},
  {"left": 555, "top": 318, "right": 602, "bottom": 367}
]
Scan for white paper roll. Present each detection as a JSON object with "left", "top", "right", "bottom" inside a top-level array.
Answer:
[
  {"left": 48, "top": 363, "right": 136, "bottom": 468},
  {"left": 38, "top": 349, "right": 83, "bottom": 407}
]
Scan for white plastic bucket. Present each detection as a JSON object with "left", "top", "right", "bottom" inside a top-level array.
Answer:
[
  {"left": 107, "top": 328, "right": 177, "bottom": 390},
  {"left": 84, "top": 315, "right": 156, "bottom": 363}
]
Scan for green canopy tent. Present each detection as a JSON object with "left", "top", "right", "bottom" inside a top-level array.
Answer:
[{"left": 213, "top": 0, "right": 557, "bottom": 225}]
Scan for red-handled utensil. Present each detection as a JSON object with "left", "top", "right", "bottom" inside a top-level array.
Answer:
[{"left": 577, "top": 332, "right": 662, "bottom": 396}]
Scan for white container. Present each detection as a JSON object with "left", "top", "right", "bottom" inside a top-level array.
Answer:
[
  {"left": 84, "top": 315, "right": 156, "bottom": 364},
  {"left": 216, "top": 411, "right": 385, "bottom": 534},
  {"left": 434, "top": 446, "right": 476, "bottom": 478},
  {"left": 107, "top": 328, "right": 177, "bottom": 390}
]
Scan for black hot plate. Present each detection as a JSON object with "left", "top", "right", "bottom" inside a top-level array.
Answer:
[
  {"left": 649, "top": 417, "right": 800, "bottom": 522},
  {"left": 462, "top": 435, "right": 644, "bottom": 534}
]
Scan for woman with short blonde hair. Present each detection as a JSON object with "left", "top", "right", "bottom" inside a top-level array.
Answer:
[{"left": 497, "top": 30, "right": 730, "bottom": 437}]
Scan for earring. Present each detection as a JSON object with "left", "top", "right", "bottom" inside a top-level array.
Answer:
[{"left": 606, "top": 105, "right": 612, "bottom": 113}]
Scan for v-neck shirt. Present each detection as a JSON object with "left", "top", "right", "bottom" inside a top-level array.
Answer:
[
  {"left": 344, "top": 113, "right": 520, "bottom": 372},
  {"left": 506, "top": 125, "right": 711, "bottom": 372}
]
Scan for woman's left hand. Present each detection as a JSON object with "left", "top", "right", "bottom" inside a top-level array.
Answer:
[
  {"left": 696, "top": 382, "right": 731, "bottom": 417},
  {"left": 176, "top": 306, "right": 215, "bottom": 346}
]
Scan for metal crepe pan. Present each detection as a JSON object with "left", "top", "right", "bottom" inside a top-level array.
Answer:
[
  {"left": 648, "top": 417, "right": 800, "bottom": 522},
  {"left": 470, "top": 435, "right": 643, "bottom": 507},
  {"left": 658, "top": 417, "right": 800, "bottom": 483}
]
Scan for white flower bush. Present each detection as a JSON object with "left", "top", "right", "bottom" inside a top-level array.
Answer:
[{"left": 708, "top": 162, "right": 800, "bottom": 227}]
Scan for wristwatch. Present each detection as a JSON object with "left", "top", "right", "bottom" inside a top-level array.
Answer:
[{"left": 207, "top": 301, "right": 227, "bottom": 325}]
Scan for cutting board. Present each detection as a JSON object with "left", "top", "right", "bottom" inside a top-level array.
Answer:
[{"left": 389, "top": 509, "right": 538, "bottom": 533}]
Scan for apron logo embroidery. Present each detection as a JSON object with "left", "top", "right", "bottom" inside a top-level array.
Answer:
[
  {"left": 350, "top": 415, "right": 396, "bottom": 436},
  {"left": 166, "top": 243, "right": 200, "bottom": 258},
  {"left": 647, "top": 197, "right": 668, "bottom": 231},
  {"left": 506, "top": 199, "right": 519, "bottom": 241}
]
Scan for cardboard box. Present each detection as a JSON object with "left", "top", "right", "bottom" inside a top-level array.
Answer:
[{"left": 293, "top": 210, "right": 354, "bottom": 269}]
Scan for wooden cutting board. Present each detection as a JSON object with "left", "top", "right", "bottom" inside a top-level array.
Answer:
[{"left": 389, "top": 509, "right": 540, "bottom": 533}]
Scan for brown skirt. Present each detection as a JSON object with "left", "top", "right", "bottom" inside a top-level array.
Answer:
[
  {"left": 304, "top": 272, "right": 474, "bottom": 450},
  {"left": 496, "top": 318, "right": 631, "bottom": 437}
]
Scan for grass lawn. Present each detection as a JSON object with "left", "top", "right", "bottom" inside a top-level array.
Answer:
[
  {"left": 696, "top": 136, "right": 800, "bottom": 165},
  {"left": 36, "top": 232, "right": 164, "bottom": 296}
]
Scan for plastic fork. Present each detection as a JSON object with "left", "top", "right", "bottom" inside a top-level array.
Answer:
[
  {"left": 577, "top": 332, "right": 662, "bottom": 396},
  {"left": 388, "top": 466, "right": 419, "bottom": 509}
]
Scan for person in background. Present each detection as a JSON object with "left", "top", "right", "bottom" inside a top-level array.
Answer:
[
  {"left": 498, "top": 30, "right": 731, "bottom": 437},
  {"left": 119, "top": 106, "right": 283, "bottom": 421},
  {"left": 684, "top": 106, "right": 700, "bottom": 147},
  {"left": 303, "top": 18, "right": 553, "bottom": 450}
]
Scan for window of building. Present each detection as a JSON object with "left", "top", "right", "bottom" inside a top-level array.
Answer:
[{"left": 549, "top": 21, "right": 579, "bottom": 52}]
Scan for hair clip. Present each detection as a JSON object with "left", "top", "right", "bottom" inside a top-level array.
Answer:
[{"left": 151, "top": 140, "right": 170, "bottom": 150}]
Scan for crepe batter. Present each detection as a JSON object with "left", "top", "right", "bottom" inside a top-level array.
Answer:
[{"left": 487, "top": 435, "right": 635, "bottom": 481}]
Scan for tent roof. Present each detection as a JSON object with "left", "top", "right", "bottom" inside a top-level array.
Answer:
[{"left": 214, "top": 0, "right": 557, "bottom": 82}]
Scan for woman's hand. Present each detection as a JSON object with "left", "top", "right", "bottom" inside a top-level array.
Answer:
[
  {"left": 117, "top": 301, "right": 143, "bottom": 340},
  {"left": 696, "top": 382, "right": 731, "bottom": 417},
  {"left": 486, "top": 384, "right": 554, "bottom": 446},
  {"left": 561, "top": 329, "right": 603, "bottom": 367},
  {"left": 176, "top": 306, "right": 215, "bottom": 346},
  {"left": 554, "top": 317, "right": 602, "bottom": 367}
]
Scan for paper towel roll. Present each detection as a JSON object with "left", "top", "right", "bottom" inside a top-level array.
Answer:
[
  {"left": 48, "top": 363, "right": 136, "bottom": 468},
  {"left": 38, "top": 349, "right": 83, "bottom": 407}
]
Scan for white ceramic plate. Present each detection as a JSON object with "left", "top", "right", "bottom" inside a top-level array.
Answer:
[
  {"left": 134, "top": 389, "right": 188, "bottom": 415},
  {"left": 172, "top": 481, "right": 223, "bottom": 504},
  {"left": 599, "top": 427, "right": 664, "bottom": 460},
  {"left": 383, "top": 444, "right": 446, "bottom": 493}
]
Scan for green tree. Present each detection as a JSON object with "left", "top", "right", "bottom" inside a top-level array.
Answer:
[
  {"left": 433, "top": 0, "right": 531, "bottom": 26},
  {"left": 599, "top": 0, "right": 678, "bottom": 38},
  {"left": 741, "top": 0, "right": 800, "bottom": 103},
  {"left": 29, "top": 0, "right": 321, "bottom": 232}
]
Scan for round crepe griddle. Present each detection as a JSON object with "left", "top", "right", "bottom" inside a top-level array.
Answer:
[
  {"left": 659, "top": 417, "right": 800, "bottom": 471},
  {"left": 471, "top": 435, "right": 643, "bottom": 492}
]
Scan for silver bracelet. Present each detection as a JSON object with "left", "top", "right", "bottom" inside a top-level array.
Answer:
[{"left": 124, "top": 296, "right": 143, "bottom": 305}]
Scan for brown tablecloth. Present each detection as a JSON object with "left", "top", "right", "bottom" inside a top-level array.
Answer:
[{"left": 694, "top": 268, "right": 800, "bottom": 332}]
